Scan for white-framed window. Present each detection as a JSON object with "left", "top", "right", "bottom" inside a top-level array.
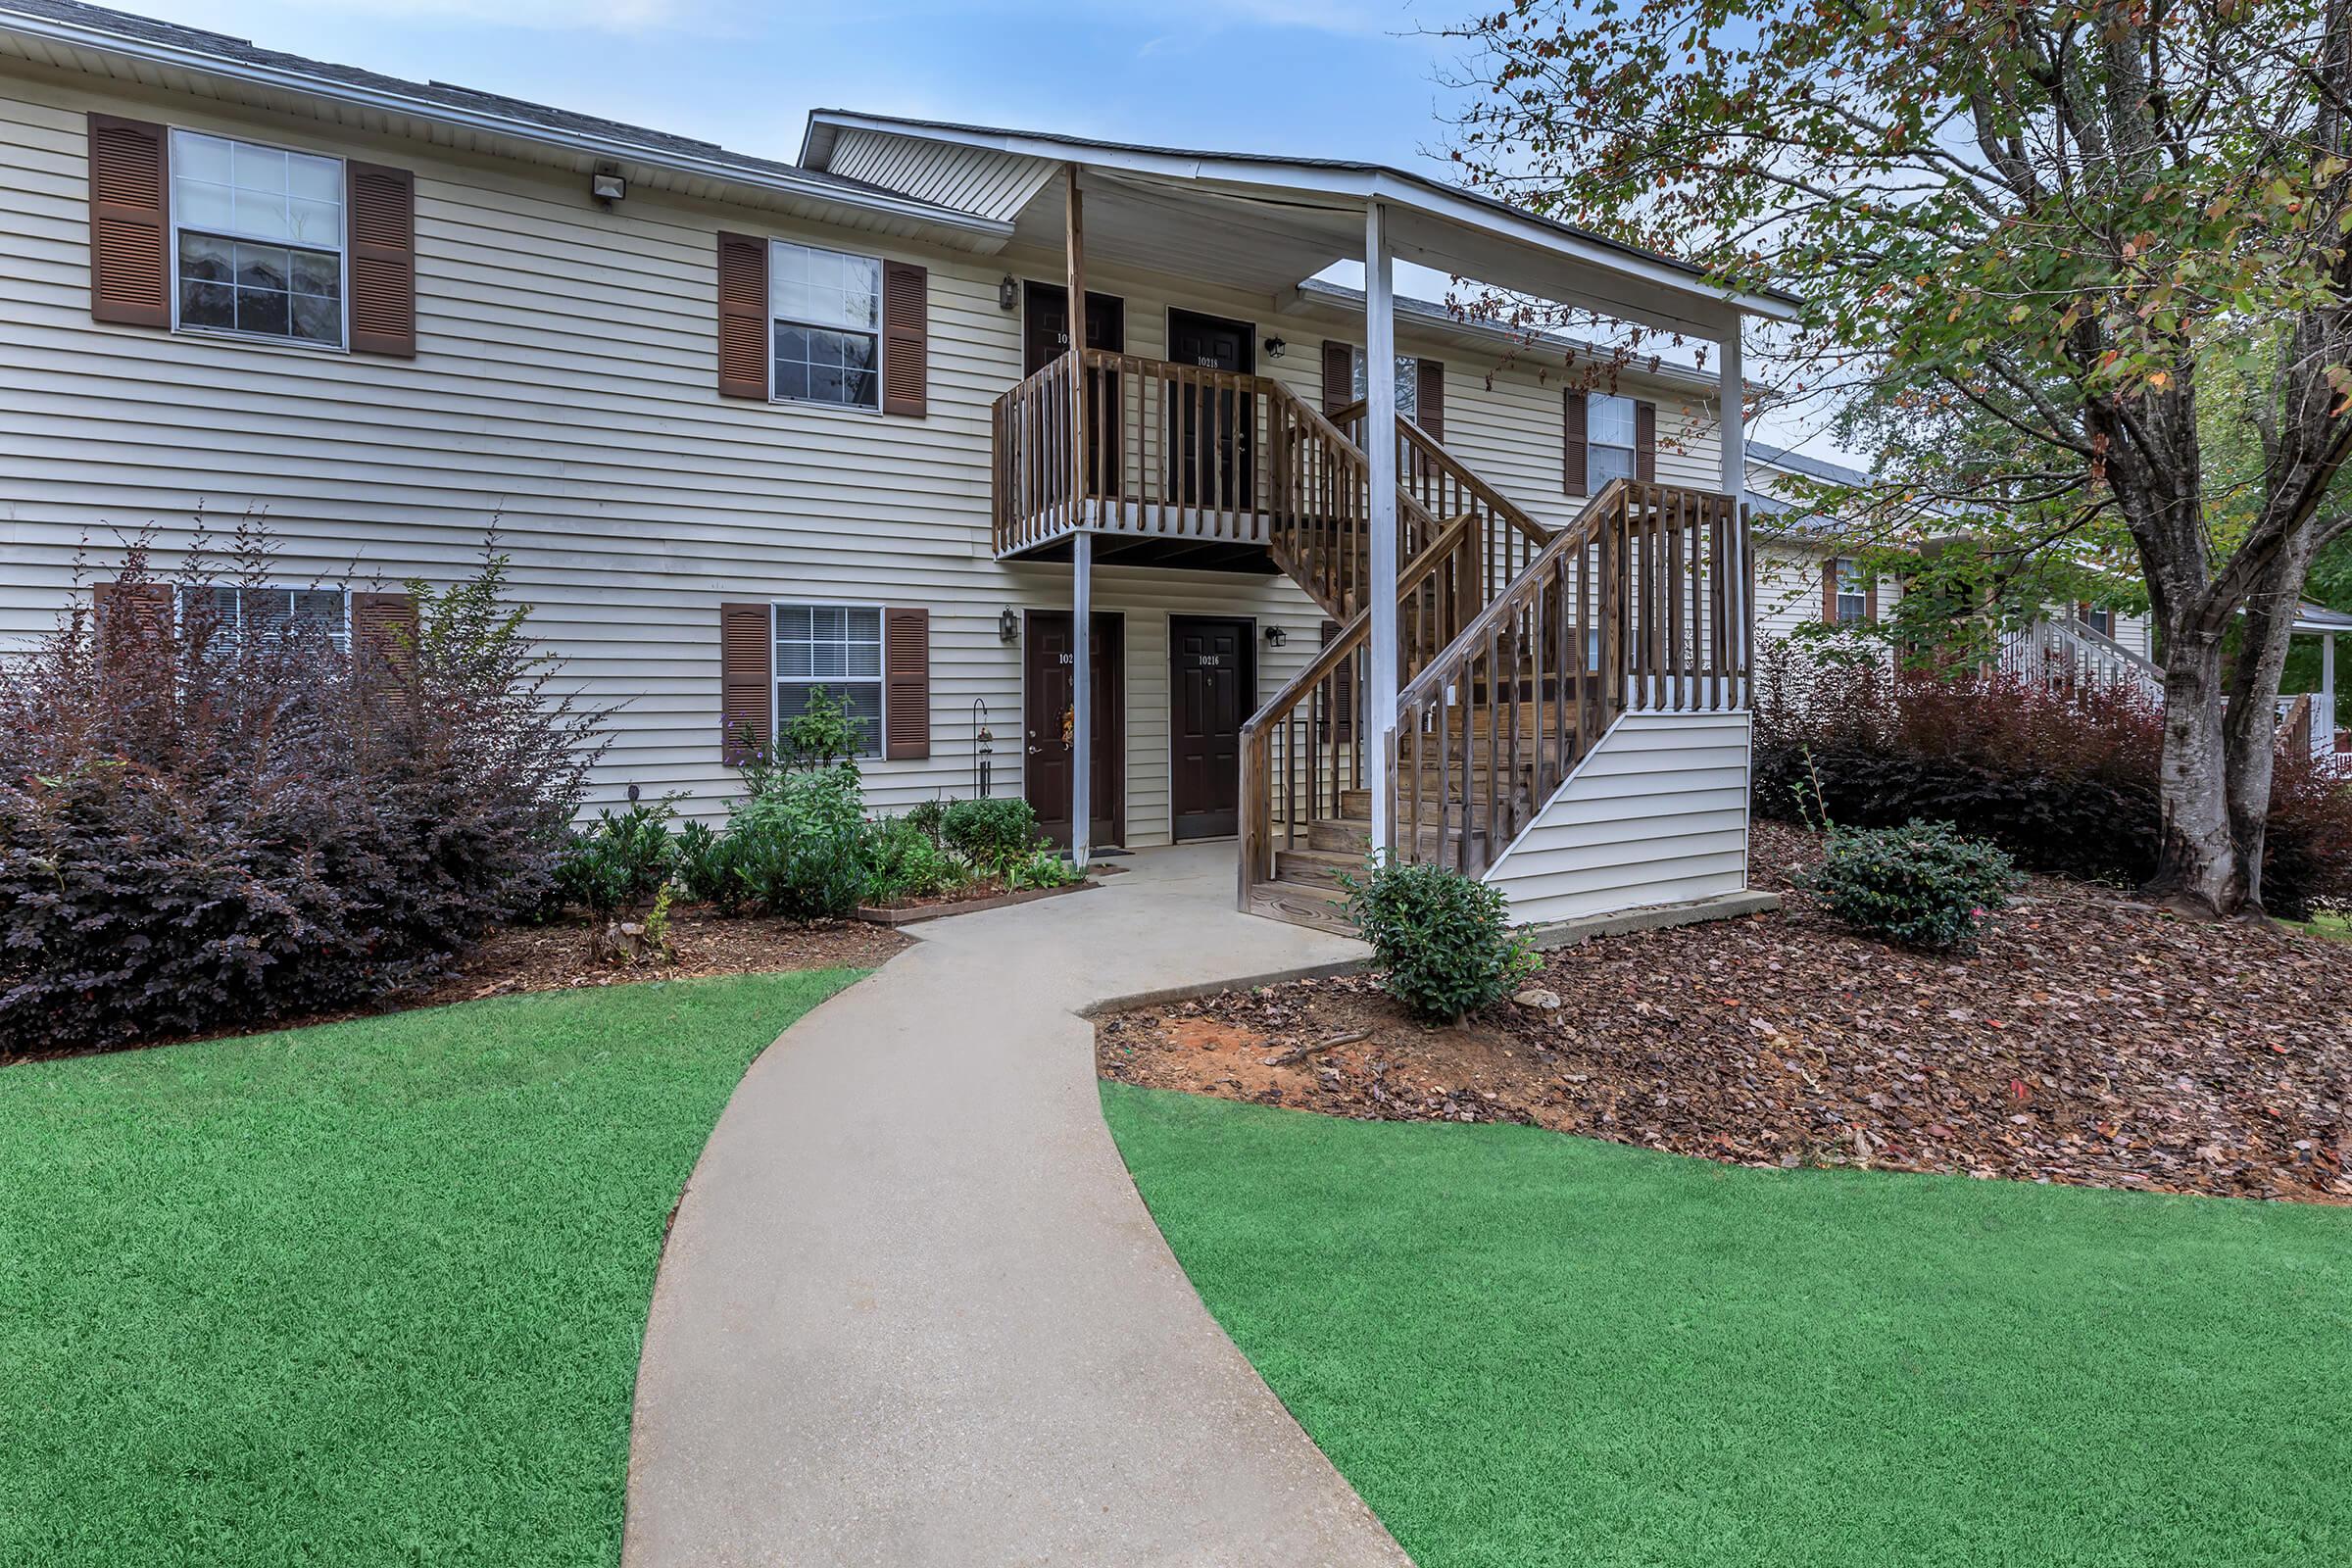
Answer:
[
  {"left": 170, "top": 130, "right": 345, "bottom": 348},
  {"left": 1835, "top": 559, "right": 1870, "bottom": 625},
  {"left": 1587, "top": 392, "right": 1639, "bottom": 487},
  {"left": 177, "top": 584, "right": 350, "bottom": 652},
  {"left": 773, "top": 603, "right": 883, "bottom": 755},
  {"left": 2081, "top": 605, "right": 2115, "bottom": 637},
  {"left": 1349, "top": 346, "right": 1418, "bottom": 422},
  {"left": 768, "top": 240, "right": 882, "bottom": 410}
]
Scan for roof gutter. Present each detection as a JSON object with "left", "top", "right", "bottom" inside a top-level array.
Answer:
[{"left": 0, "top": 8, "right": 1013, "bottom": 241}]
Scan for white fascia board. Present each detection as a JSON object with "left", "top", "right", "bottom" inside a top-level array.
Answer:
[{"left": 802, "top": 111, "right": 1796, "bottom": 327}]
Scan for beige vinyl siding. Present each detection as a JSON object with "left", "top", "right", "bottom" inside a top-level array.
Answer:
[
  {"left": 0, "top": 74, "right": 1336, "bottom": 838},
  {"left": 0, "top": 69, "right": 1742, "bottom": 845},
  {"left": 1483, "top": 710, "right": 1753, "bottom": 925}
]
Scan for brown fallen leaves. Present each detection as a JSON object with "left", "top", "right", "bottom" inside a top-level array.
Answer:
[{"left": 1098, "top": 823, "right": 2351, "bottom": 1202}]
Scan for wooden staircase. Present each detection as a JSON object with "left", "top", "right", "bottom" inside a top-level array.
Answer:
[
  {"left": 1242, "top": 465, "right": 1753, "bottom": 932},
  {"left": 979, "top": 344, "right": 1750, "bottom": 935}
]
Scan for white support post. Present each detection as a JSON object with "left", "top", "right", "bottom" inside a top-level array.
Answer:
[
  {"left": 1066, "top": 166, "right": 1092, "bottom": 870},
  {"left": 1716, "top": 318, "right": 1745, "bottom": 498},
  {"left": 1071, "top": 530, "right": 1092, "bottom": 869},
  {"left": 1364, "top": 201, "right": 1399, "bottom": 855},
  {"left": 2324, "top": 632, "right": 2337, "bottom": 761},
  {"left": 1717, "top": 318, "right": 1746, "bottom": 707}
]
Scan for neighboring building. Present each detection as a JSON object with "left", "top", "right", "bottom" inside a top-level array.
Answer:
[{"left": 0, "top": 0, "right": 1798, "bottom": 931}]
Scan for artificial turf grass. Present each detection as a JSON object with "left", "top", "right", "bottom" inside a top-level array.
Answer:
[
  {"left": 0, "top": 969, "right": 864, "bottom": 1568},
  {"left": 1101, "top": 1082, "right": 2351, "bottom": 1568}
]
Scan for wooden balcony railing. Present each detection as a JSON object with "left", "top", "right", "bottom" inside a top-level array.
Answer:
[
  {"left": 992, "top": 348, "right": 1377, "bottom": 560},
  {"left": 1390, "top": 481, "right": 1751, "bottom": 879}
]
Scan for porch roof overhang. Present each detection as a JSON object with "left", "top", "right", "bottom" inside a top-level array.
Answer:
[
  {"left": 801, "top": 110, "right": 1798, "bottom": 341},
  {"left": 2295, "top": 602, "right": 2352, "bottom": 635}
]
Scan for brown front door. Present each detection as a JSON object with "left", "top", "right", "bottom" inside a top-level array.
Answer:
[
  {"left": 1170, "top": 616, "right": 1253, "bottom": 841},
  {"left": 1024, "top": 610, "right": 1124, "bottom": 849},
  {"left": 1166, "top": 308, "right": 1254, "bottom": 511},
  {"left": 1026, "top": 283, "right": 1125, "bottom": 498}
]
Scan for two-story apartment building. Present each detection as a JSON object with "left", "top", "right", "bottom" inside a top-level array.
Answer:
[{"left": 0, "top": 0, "right": 1810, "bottom": 931}]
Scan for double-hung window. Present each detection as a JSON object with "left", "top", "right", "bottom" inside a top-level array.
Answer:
[
  {"left": 773, "top": 603, "right": 883, "bottom": 755},
  {"left": 1348, "top": 346, "right": 1418, "bottom": 424},
  {"left": 171, "top": 130, "right": 345, "bottom": 347},
  {"left": 178, "top": 584, "right": 349, "bottom": 652},
  {"left": 1585, "top": 392, "right": 1639, "bottom": 488},
  {"left": 1835, "top": 559, "right": 1870, "bottom": 625},
  {"left": 769, "top": 240, "right": 882, "bottom": 409}
]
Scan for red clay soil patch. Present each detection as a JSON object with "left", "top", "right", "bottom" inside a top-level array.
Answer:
[{"left": 1098, "top": 822, "right": 2352, "bottom": 1202}]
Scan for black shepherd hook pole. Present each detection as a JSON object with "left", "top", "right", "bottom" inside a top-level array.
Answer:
[{"left": 971, "top": 698, "right": 993, "bottom": 799}]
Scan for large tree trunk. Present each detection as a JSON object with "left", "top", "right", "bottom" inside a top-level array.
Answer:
[
  {"left": 2221, "top": 539, "right": 2319, "bottom": 912},
  {"left": 2144, "top": 623, "right": 2245, "bottom": 916}
]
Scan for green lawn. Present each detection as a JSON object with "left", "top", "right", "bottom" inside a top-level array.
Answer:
[
  {"left": 2293, "top": 908, "right": 2350, "bottom": 940},
  {"left": 1102, "top": 1083, "right": 2351, "bottom": 1568},
  {"left": 0, "top": 970, "right": 862, "bottom": 1567}
]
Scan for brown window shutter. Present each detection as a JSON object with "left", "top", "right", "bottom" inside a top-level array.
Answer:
[
  {"left": 346, "top": 162, "right": 416, "bottom": 358},
  {"left": 883, "top": 606, "right": 930, "bottom": 760},
  {"left": 87, "top": 115, "right": 170, "bottom": 327},
  {"left": 718, "top": 601, "right": 772, "bottom": 763},
  {"left": 1415, "top": 359, "right": 1445, "bottom": 442},
  {"left": 1822, "top": 560, "right": 1840, "bottom": 625},
  {"left": 1635, "top": 399, "right": 1657, "bottom": 483},
  {"left": 353, "top": 590, "right": 418, "bottom": 682},
  {"left": 1562, "top": 391, "right": 1588, "bottom": 496},
  {"left": 882, "top": 261, "right": 928, "bottom": 416},
  {"left": 715, "top": 232, "right": 769, "bottom": 400},
  {"left": 1321, "top": 340, "right": 1353, "bottom": 415}
]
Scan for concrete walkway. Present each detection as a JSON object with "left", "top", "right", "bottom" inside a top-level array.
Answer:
[{"left": 623, "top": 844, "right": 1408, "bottom": 1567}]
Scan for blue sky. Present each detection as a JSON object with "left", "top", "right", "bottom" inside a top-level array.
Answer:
[{"left": 122, "top": 1, "right": 1466, "bottom": 174}]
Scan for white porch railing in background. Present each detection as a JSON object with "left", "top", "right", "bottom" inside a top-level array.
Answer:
[
  {"left": 1998, "top": 614, "right": 2164, "bottom": 702},
  {"left": 2005, "top": 614, "right": 2345, "bottom": 769}
]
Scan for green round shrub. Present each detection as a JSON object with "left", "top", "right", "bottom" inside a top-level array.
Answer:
[
  {"left": 941, "top": 797, "right": 1043, "bottom": 872},
  {"left": 1802, "top": 819, "right": 2022, "bottom": 951},
  {"left": 1343, "top": 859, "right": 1539, "bottom": 1022}
]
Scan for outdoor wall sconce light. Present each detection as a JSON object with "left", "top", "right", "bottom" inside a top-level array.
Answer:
[
  {"left": 591, "top": 170, "right": 626, "bottom": 207},
  {"left": 1263, "top": 624, "right": 1288, "bottom": 648},
  {"left": 999, "top": 608, "right": 1020, "bottom": 644},
  {"left": 1263, "top": 336, "right": 1288, "bottom": 360},
  {"left": 999, "top": 275, "right": 1019, "bottom": 312}
]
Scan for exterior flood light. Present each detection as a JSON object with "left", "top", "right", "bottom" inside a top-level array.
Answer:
[{"left": 591, "top": 171, "right": 626, "bottom": 206}]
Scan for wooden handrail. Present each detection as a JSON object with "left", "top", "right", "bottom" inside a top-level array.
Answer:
[
  {"left": 1237, "top": 514, "right": 1479, "bottom": 899},
  {"left": 1389, "top": 480, "right": 1750, "bottom": 878},
  {"left": 1394, "top": 482, "right": 1628, "bottom": 714},
  {"left": 2280, "top": 692, "right": 2316, "bottom": 760}
]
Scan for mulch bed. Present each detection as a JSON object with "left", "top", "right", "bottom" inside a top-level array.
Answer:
[
  {"left": 414, "top": 907, "right": 907, "bottom": 1005},
  {"left": 1098, "top": 821, "right": 2352, "bottom": 1202},
  {"left": 11, "top": 909, "right": 907, "bottom": 1064}
]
